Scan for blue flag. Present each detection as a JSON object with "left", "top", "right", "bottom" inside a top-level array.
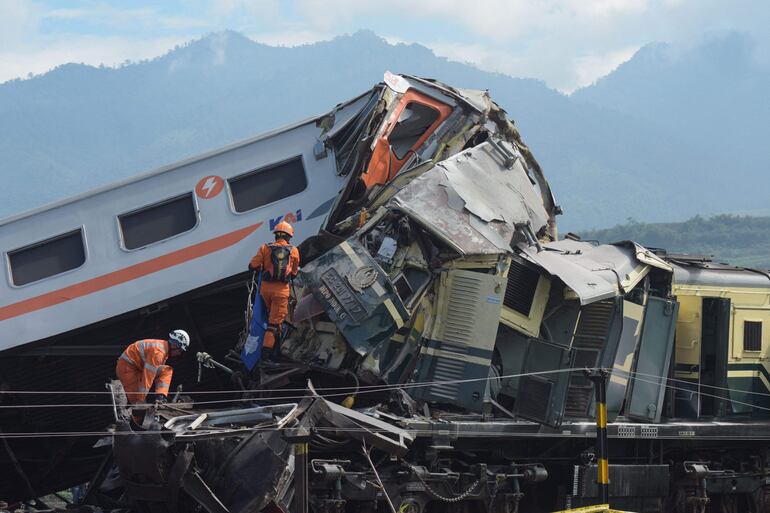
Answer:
[{"left": 241, "top": 273, "right": 268, "bottom": 370}]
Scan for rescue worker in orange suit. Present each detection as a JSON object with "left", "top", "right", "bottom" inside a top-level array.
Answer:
[
  {"left": 248, "top": 221, "right": 300, "bottom": 357},
  {"left": 115, "top": 329, "right": 190, "bottom": 407}
]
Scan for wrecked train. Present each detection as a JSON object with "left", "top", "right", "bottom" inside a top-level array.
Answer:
[
  {"left": 3, "top": 73, "right": 770, "bottom": 513},
  {"left": 110, "top": 77, "right": 770, "bottom": 512},
  {"left": 0, "top": 71, "right": 554, "bottom": 501}
]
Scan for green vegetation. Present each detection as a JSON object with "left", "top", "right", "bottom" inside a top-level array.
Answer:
[{"left": 578, "top": 215, "right": 770, "bottom": 268}]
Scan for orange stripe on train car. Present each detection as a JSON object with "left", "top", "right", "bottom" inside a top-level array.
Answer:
[{"left": 0, "top": 222, "right": 262, "bottom": 322}]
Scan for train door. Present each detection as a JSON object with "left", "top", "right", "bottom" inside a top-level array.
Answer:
[
  {"left": 698, "top": 297, "right": 730, "bottom": 416},
  {"left": 626, "top": 296, "right": 679, "bottom": 422}
]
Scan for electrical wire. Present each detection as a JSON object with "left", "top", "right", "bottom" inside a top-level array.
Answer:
[
  {"left": 5, "top": 365, "right": 770, "bottom": 412},
  {"left": 618, "top": 372, "right": 770, "bottom": 414},
  {"left": 5, "top": 367, "right": 770, "bottom": 437},
  {"left": 4, "top": 376, "right": 770, "bottom": 439},
  {"left": 6, "top": 366, "right": 770, "bottom": 397},
  {"left": 618, "top": 368, "right": 770, "bottom": 398},
  {"left": 0, "top": 368, "right": 585, "bottom": 407}
]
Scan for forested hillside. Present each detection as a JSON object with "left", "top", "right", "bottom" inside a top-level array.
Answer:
[{"left": 579, "top": 215, "right": 770, "bottom": 268}]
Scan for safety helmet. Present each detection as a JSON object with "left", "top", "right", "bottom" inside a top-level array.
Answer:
[
  {"left": 273, "top": 221, "right": 294, "bottom": 238},
  {"left": 168, "top": 329, "right": 190, "bottom": 351}
]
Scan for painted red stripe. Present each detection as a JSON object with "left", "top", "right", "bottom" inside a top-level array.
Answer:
[{"left": 0, "top": 222, "right": 262, "bottom": 322}]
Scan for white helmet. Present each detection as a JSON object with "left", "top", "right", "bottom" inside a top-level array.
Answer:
[{"left": 168, "top": 329, "right": 190, "bottom": 351}]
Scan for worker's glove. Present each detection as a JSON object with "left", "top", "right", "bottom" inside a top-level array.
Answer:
[{"left": 155, "top": 395, "right": 168, "bottom": 405}]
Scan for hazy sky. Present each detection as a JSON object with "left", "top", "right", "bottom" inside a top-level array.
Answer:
[{"left": 1, "top": 0, "right": 768, "bottom": 92}]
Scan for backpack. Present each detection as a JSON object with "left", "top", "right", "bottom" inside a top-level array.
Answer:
[{"left": 264, "top": 243, "right": 294, "bottom": 282}]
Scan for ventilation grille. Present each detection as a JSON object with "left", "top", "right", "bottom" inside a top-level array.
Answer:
[
  {"left": 565, "top": 300, "right": 615, "bottom": 418},
  {"left": 517, "top": 375, "right": 552, "bottom": 423},
  {"left": 744, "top": 321, "right": 762, "bottom": 351},
  {"left": 565, "top": 392, "right": 593, "bottom": 418},
  {"left": 564, "top": 347, "right": 598, "bottom": 417},
  {"left": 426, "top": 356, "right": 465, "bottom": 401},
  {"left": 442, "top": 274, "right": 482, "bottom": 345},
  {"left": 504, "top": 260, "right": 540, "bottom": 316},
  {"left": 573, "top": 300, "right": 615, "bottom": 349}
]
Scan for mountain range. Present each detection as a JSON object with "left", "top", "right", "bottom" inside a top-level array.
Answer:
[{"left": 1, "top": 30, "right": 768, "bottom": 230}]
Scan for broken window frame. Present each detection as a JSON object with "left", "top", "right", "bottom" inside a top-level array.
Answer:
[
  {"left": 389, "top": 102, "right": 442, "bottom": 160},
  {"left": 363, "top": 90, "right": 453, "bottom": 188},
  {"left": 391, "top": 266, "right": 432, "bottom": 310},
  {"left": 384, "top": 91, "right": 452, "bottom": 165}
]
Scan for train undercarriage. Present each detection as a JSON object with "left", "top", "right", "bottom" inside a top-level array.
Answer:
[{"left": 35, "top": 371, "right": 770, "bottom": 513}]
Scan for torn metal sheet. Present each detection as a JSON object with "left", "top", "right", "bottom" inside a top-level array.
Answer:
[
  {"left": 390, "top": 140, "right": 548, "bottom": 255},
  {"left": 518, "top": 239, "right": 668, "bottom": 305},
  {"left": 163, "top": 404, "right": 298, "bottom": 434},
  {"left": 384, "top": 70, "right": 410, "bottom": 94},
  {"left": 441, "top": 141, "right": 546, "bottom": 226},
  {"left": 623, "top": 240, "right": 674, "bottom": 272},
  {"left": 318, "top": 90, "right": 381, "bottom": 141},
  {"left": 316, "top": 398, "right": 414, "bottom": 456}
]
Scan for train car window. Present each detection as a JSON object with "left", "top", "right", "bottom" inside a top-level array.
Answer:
[
  {"left": 119, "top": 193, "right": 197, "bottom": 250},
  {"left": 9, "top": 229, "right": 86, "bottom": 286},
  {"left": 744, "top": 321, "right": 762, "bottom": 351},
  {"left": 389, "top": 103, "right": 440, "bottom": 159},
  {"left": 229, "top": 157, "right": 307, "bottom": 213}
]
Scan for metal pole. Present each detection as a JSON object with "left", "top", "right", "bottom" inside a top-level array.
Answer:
[
  {"left": 295, "top": 442, "right": 309, "bottom": 513},
  {"left": 587, "top": 369, "right": 609, "bottom": 505},
  {"left": 284, "top": 424, "right": 311, "bottom": 513}
]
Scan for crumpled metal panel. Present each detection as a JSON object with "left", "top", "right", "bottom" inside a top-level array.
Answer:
[
  {"left": 390, "top": 140, "right": 548, "bottom": 255},
  {"left": 299, "top": 239, "right": 409, "bottom": 355},
  {"left": 518, "top": 239, "right": 668, "bottom": 305},
  {"left": 625, "top": 240, "right": 672, "bottom": 272},
  {"left": 518, "top": 248, "right": 618, "bottom": 305}
]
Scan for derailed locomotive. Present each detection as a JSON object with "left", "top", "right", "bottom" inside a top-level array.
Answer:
[{"left": 7, "top": 73, "right": 770, "bottom": 513}]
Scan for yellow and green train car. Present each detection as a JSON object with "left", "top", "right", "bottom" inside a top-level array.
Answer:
[{"left": 669, "top": 255, "right": 770, "bottom": 417}]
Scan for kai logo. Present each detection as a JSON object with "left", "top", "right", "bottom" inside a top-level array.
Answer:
[{"left": 269, "top": 209, "right": 303, "bottom": 231}]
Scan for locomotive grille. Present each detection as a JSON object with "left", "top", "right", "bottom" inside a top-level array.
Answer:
[
  {"left": 517, "top": 375, "right": 552, "bottom": 423},
  {"left": 564, "top": 349, "right": 599, "bottom": 417},
  {"left": 504, "top": 260, "right": 540, "bottom": 316},
  {"left": 565, "top": 300, "right": 615, "bottom": 417},
  {"left": 572, "top": 300, "right": 615, "bottom": 349},
  {"left": 426, "top": 356, "right": 465, "bottom": 401},
  {"left": 443, "top": 274, "right": 481, "bottom": 346}
]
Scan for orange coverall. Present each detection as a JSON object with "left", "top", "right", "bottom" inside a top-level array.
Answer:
[
  {"left": 248, "top": 239, "right": 300, "bottom": 349},
  {"left": 115, "top": 339, "right": 173, "bottom": 404}
]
